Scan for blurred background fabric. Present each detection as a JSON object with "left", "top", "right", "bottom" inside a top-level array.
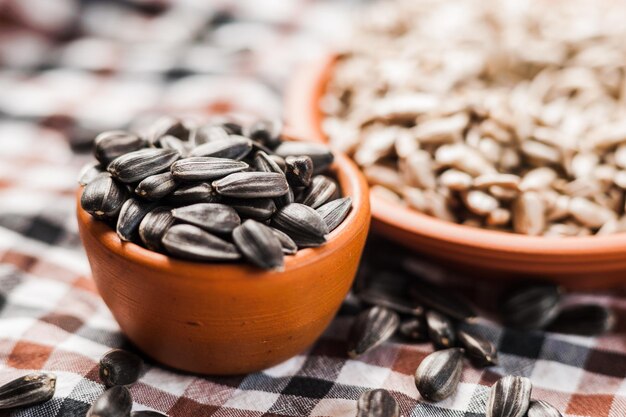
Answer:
[{"left": 0, "top": 1, "right": 625, "bottom": 416}]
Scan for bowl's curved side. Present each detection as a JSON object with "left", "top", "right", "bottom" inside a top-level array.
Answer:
[
  {"left": 76, "top": 150, "right": 371, "bottom": 374},
  {"left": 285, "top": 54, "right": 626, "bottom": 288}
]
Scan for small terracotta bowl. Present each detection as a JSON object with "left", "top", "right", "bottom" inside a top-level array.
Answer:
[
  {"left": 286, "top": 55, "right": 626, "bottom": 290},
  {"left": 76, "top": 135, "right": 370, "bottom": 375}
]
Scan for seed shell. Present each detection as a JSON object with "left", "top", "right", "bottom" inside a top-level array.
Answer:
[
  {"left": 99, "top": 349, "right": 143, "bottom": 387},
  {"left": 499, "top": 282, "right": 562, "bottom": 330},
  {"left": 94, "top": 130, "right": 145, "bottom": 165},
  {"left": 108, "top": 148, "right": 180, "bottom": 183},
  {"left": 225, "top": 197, "right": 277, "bottom": 221},
  {"left": 162, "top": 224, "right": 241, "bottom": 261},
  {"left": 254, "top": 151, "right": 284, "bottom": 174},
  {"left": 170, "top": 157, "right": 248, "bottom": 181},
  {"left": 192, "top": 125, "right": 230, "bottom": 146},
  {"left": 147, "top": 116, "right": 190, "bottom": 143},
  {"left": 190, "top": 136, "right": 253, "bottom": 160},
  {"left": 398, "top": 318, "right": 428, "bottom": 342},
  {"left": 80, "top": 174, "right": 128, "bottom": 220},
  {"left": 414, "top": 348, "right": 464, "bottom": 402},
  {"left": 135, "top": 172, "right": 177, "bottom": 200},
  {"left": 233, "top": 220, "right": 284, "bottom": 269},
  {"left": 87, "top": 386, "right": 132, "bottom": 417},
  {"left": 117, "top": 198, "right": 158, "bottom": 242},
  {"left": 409, "top": 280, "right": 476, "bottom": 321},
  {"left": 546, "top": 304, "right": 614, "bottom": 336},
  {"left": 271, "top": 203, "right": 329, "bottom": 247},
  {"left": 457, "top": 329, "right": 498, "bottom": 367},
  {"left": 269, "top": 227, "right": 298, "bottom": 254},
  {"left": 486, "top": 376, "right": 532, "bottom": 417},
  {"left": 213, "top": 172, "right": 289, "bottom": 198},
  {"left": 155, "top": 135, "right": 188, "bottom": 156},
  {"left": 300, "top": 175, "right": 338, "bottom": 208},
  {"left": 131, "top": 412, "right": 170, "bottom": 417},
  {"left": 357, "top": 389, "right": 399, "bottom": 417},
  {"left": 285, "top": 155, "right": 314, "bottom": 187},
  {"left": 244, "top": 119, "right": 282, "bottom": 148},
  {"left": 139, "top": 206, "right": 175, "bottom": 251},
  {"left": 166, "top": 182, "right": 221, "bottom": 206},
  {"left": 527, "top": 400, "right": 562, "bottom": 417},
  {"left": 0, "top": 373, "right": 56, "bottom": 410},
  {"left": 426, "top": 310, "right": 456, "bottom": 349},
  {"left": 172, "top": 203, "right": 241, "bottom": 234},
  {"left": 274, "top": 186, "right": 295, "bottom": 209},
  {"left": 78, "top": 161, "right": 105, "bottom": 186},
  {"left": 358, "top": 287, "right": 424, "bottom": 317},
  {"left": 347, "top": 306, "right": 400, "bottom": 358},
  {"left": 274, "top": 142, "right": 334, "bottom": 173},
  {"left": 316, "top": 197, "right": 352, "bottom": 232}
]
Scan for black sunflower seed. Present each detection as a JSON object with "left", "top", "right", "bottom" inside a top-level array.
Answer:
[
  {"left": 135, "top": 172, "right": 177, "bottom": 201},
  {"left": 162, "top": 224, "right": 241, "bottom": 261},
  {"left": 225, "top": 198, "right": 277, "bottom": 221},
  {"left": 94, "top": 130, "right": 145, "bottom": 165},
  {"left": 155, "top": 135, "right": 188, "bottom": 156},
  {"left": 254, "top": 151, "right": 284, "bottom": 174},
  {"left": 213, "top": 172, "right": 289, "bottom": 198},
  {"left": 0, "top": 373, "right": 56, "bottom": 410},
  {"left": 78, "top": 161, "right": 105, "bottom": 186},
  {"left": 131, "top": 411, "right": 170, "bottom": 417},
  {"left": 271, "top": 203, "right": 329, "bottom": 247},
  {"left": 139, "top": 207, "right": 175, "bottom": 251},
  {"left": 398, "top": 318, "right": 429, "bottom": 342},
  {"left": 108, "top": 148, "right": 180, "bottom": 183},
  {"left": 527, "top": 400, "right": 562, "bottom": 417},
  {"left": 300, "top": 175, "right": 337, "bottom": 208},
  {"left": 172, "top": 203, "right": 240, "bottom": 234},
  {"left": 546, "top": 304, "right": 614, "bottom": 336},
  {"left": 81, "top": 174, "right": 128, "bottom": 220},
  {"left": 116, "top": 198, "right": 158, "bottom": 242},
  {"left": 148, "top": 116, "right": 190, "bottom": 143},
  {"left": 357, "top": 287, "right": 424, "bottom": 317},
  {"left": 317, "top": 197, "right": 352, "bottom": 232},
  {"left": 426, "top": 310, "right": 456, "bottom": 349},
  {"left": 499, "top": 282, "right": 562, "bottom": 330},
  {"left": 269, "top": 227, "right": 298, "bottom": 254},
  {"left": 409, "top": 280, "right": 476, "bottom": 321},
  {"left": 414, "top": 348, "right": 464, "bottom": 402},
  {"left": 244, "top": 119, "right": 282, "bottom": 149},
  {"left": 219, "top": 120, "right": 243, "bottom": 135},
  {"left": 274, "top": 142, "right": 334, "bottom": 173},
  {"left": 274, "top": 187, "right": 295, "bottom": 209},
  {"left": 170, "top": 157, "right": 248, "bottom": 182},
  {"left": 99, "top": 349, "right": 143, "bottom": 387},
  {"left": 87, "top": 386, "right": 132, "bottom": 417},
  {"left": 233, "top": 220, "right": 284, "bottom": 270},
  {"left": 357, "top": 389, "right": 399, "bottom": 417},
  {"left": 285, "top": 156, "right": 314, "bottom": 187},
  {"left": 457, "top": 329, "right": 498, "bottom": 367},
  {"left": 486, "top": 376, "right": 532, "bottom": 417},
  {"left": 165, "top": 182, "right": 221, "bottom": 206},
  {"left": 190, "top": 135, "right": 253, "bottom": 160},
  {"left": 347, "top": 306, "right": 400, "bottom": 358},
  {"left": 191, "top": 124, "right": 230, "bottom": 146}
]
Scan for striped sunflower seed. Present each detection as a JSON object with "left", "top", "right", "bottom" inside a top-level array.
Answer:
[
  {"left": 233, "top": 220, "right": 284, "bottom": 269},
  {"left": 166, "top": 182, "right": 221, "bottom": 206},
  {"left": 135, "top": 172, "right": 177, "bottom": 201},
  {"left": 80, "top": 174, "right": 128, "bottom": 220},
  {"left": 78, "top": 161, "right": 104, "bottom": 186},
  {"left": 285, "top": 156, "right": 314, "bottom": 187},
  {"left": 155, "top": 135, "right": 188, "bottom": 157},
  {"left": 225, "top": 198, "right": 277, "bottom": 221},
  {"left": 398, "top": 317, "right": 428, "bottom": 342},
  {"left": 94, "top": 130, "right": 145, "bottom": 165},
  {"left": 87, "top": 386, "right": 132, "bottom": 417},
  {"left": 99, "top": 349, "right": 143, "bottom": 387},
  {"left": 172, "top": 203, "right": 240, "bottom": 234},
  {"left": 162, "top": 224, "right": 241, "bottom": 261},
  {"left": 300, "top": 176, "right": 337, "bottom": 208},
  {"left": 190, "top": 136, "right": 253, "bottom": 160},
  {"left": 348, "top": 306, "right": 400, "bottom": 358},
  {"left": 117, "top": 198, "right": 158, "bottom": 242},
  {"left": 269, "top": 227, "right": 298, "bottom": 255},
  {"left": 108, "top": 148, "right": 180, "bottom": 183},
  {"left": 274, "top": 186, "right": 295, "bottom": 209},
  {"left": 546, "top": 304, "right": 614, "bottom": 336},
  {"left": 213, "top": 172, "right": 289, "bottom": 198},
  {"left": 357, "top": 389, "right": 399, "bottom": 417},
  {"left": 316, "top": 197, "right": 352, "bottom": 232},
  {"left": 191, "top": 124, "right": 230, "bottom": 146},
  {"left": 527, "top": 400, "right": 562, "bottom": 417},
  {"left": 139, "top": 207, "right": 175, "bottom": 251},
  {"left": 271, "top": 203, "right": 329, "bottom": 247},
  {"left": 0, "top": 373, "right": 56, "bottom": 410},
  {"left": 170, "top": 157, "right": 248, "bottom": 181},
  {"left": 131, "top": 411, "right": 170, "bottom": 417},
  {"left": 414, "top": 348, "right": 464, "bottom": 402},
  {"left": 457, "top": 330, "right": 498, "bottom": 367},
  {"left": 254, "top": 151, "right": 284, "bottom": 174},
  {"left": 426, "top": 310, "right": 456, "bottom": 349},
  {"left": 358, "top": 287, "right": 424, "bottom": 317},
  {"left": 274, "top": 142, "right": 334, "bottom": 174},
  {"left": 499, "top": 282, "right": 562, "bottom": 330},
  {"left": 147, "top": 116, "right": 189, "bottom": 143},
  {"left": 409, "top": 281, "right": 476, "bottom": 321},
  {"left": 244, "top": 119, "right": 282, "bottom": 149},
  {"left": 486, "top": 376, "right": 532, "bottom": 417}
]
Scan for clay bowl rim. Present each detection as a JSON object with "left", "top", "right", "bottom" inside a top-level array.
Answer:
[
  {"left": 77, "top": 131, "right": 371, "bottom": 281},
  {"left": 284, "top": 54, "right": 626, "bottom": 261}
]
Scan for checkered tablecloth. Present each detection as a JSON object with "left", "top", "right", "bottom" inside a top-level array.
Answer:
[{"left": 1, "top": 1, "right": 626, "bottom": 416}]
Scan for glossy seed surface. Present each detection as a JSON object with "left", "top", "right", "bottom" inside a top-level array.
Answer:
[
  {"left": 131, "top": 411, "right": 170, "bottom": 417},
  {"left": 426, "top": 310, "right": 456, "bottom": 349},
  {"left": 172, "top": 203, "right": 240, "bottom": 234},
  {"left": 546, "top": 304, "right": 614, "bottom": 336},
  {"left": 225, "top": 198, "right": 277, "bottom": 221},
  {"left": 80, "top": 174, "right": 128, "bottom": 219},
  {"left": 274, "top": 142, "right": 334, "bottom": 173},
  {"left": 348, "top": 306, "right": 400, "bottom": 358},
  {"left": 116, "top": 198, "right": 158, "bottom": 242},
  {"left": 457, "top": 329, "right": 498, "bottom": 367},
  {"left": 245, "top": 119, "right": 282, "bottom": 148},
  {"left": 233, "top": 220, "right": 284, "bottom": 269},
  {"left": 500, "top": 282, "right": 561, "bottom": 330},
  {"left": 156, "top": 135, "right": 188, "bottom": 156},
  {"left": 162, "top": 224, "right": 241, "bottom": 261},
  {"left": 135, "top": 172, "right": 177, "bottom": 201},
  {"left": 486, "top": 376, "right": 532, "bottom": 417},
  {"left": 398, "top": 318, "right": 428, "bottom": 342},
  {"left": 166, "top": 182, "right": 221, "bottom": 206},
  {"left": 527, "top": 400, "right": 562, "bottom": 417},
  {"left": 170, "top": 157, "right": 248, "bottom": 181},
  {"left": 213, "top": 172, "right": 289, "bottom": 198},
  {"left": 94, "top": 130, "right": 145, "bottom": 165},
  {"left": 0, "top": 373, "right": 56, "bottom": 410},
  {"left": 300, "top": 175, "right": 337, "bottom": 208},
  {"left": 357, "top": 389, "right": 399, "bottom": 417},
  {"left": 87, "top": 386, "right": 132, "bottom": 417},
  {"left": 358, "top": 287, "right": 424, "bottom": 317},
  {"left": 99, "top": 349, "right": 143, "bottom": 387},
  {"left": 108, "top": 148, "right": 180, "bottom": 183},
  {"left": 139, "top": 207, "right": 175, "bottom": 251},
  {"left": 254, "top": 151, "right": 284, "bottom": 174},
  {"left": 78, "top": 162, "right": 104, "bottom": 186},
  {"left": 317, "top": 197, "right": 352, "bottom": 232},
  {"left": 285, "top": 155, "right": 314, "bottom": 187},
  {"left": 269, "top": 227, "right": 298, "bottom": 254},
  {"left": 414, "top": 348, "right": 464, "bottom": 402},
  {"left": 190, "top": 136, "right": 253, "bottom": 160},
  {"left": 271, "top": 203, "right": 329, "bottom": 247}
]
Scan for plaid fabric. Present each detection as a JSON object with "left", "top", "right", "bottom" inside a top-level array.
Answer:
[{"left": 1, "top": 1, "right": 626, "bottom": 416}]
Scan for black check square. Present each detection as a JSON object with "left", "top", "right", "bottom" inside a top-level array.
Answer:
[{"left": 282, "top": 376, "right": 334, "bottom": 399}]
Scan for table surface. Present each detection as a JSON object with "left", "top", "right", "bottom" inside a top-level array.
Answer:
[{"left": 0, "top": 1, "right": 625, "bottom": 416}]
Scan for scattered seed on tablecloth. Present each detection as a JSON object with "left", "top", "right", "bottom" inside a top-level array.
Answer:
[
  {"left": 499, "top": 282, "right": 562, "bottom": 330},
  {"left": 0, "top": 373, "right": 56, "bottom": 410},
  {"left": 398, "top": 318, "right": 428, "bottom": 342},
  {"left": 81, "top": 174, "right": 128, "bottom": 220},
  {"left": 527, "top": 400, "right": 562, "bottom": 417},
  {"left": 316, "top": 197, "right": 352, "bottom": 232},
  {"left": 139, "top": 207, "right": 175, "bottom": 251},
  {"left": 131, "top": 411, "right": 170, "bottom": 417},
  {"left": 356, "top": 389, "right": 399, "bottom": 417},
  {"left": 87, "top": 386, "right": 132, "bottom": 417},
  {"left": 348, "top": 306, "right": 400, "bottom": 358},
  {"left": 99, "top": 349, "right": 143, "bottom": 387},
  {"left": 357, "top": 287, "right": 424, "bottom": 317},
  {"left": 233, "top": 220, "right": 284, "bottom": 270},
  {"left": 162, "top": 224, "right": 241, "bottom": 261},
  {"left": 546, "top": 304, "right": 615, "bottom": 336},
  {"left": 410, "top": 281, "right": 476, "bottom": 321},
  {"left": 414, "top": 348, "right": 464, "bottom": 402},
  {"left": 486, "top": 376, "right": 532, "bottom": 417},
  {"left": 94, "top": 131, "right": 145, "bottom": 165},
  {"left": 117, "top": 198, "right": 158, "bottom": 242},
  {"left": 457, "top": 330, "right": 498, "bottom": 367},
  {"left": 426, "top": 310, "right": 456, "bottom": 349},
  {"left": 170, "top": 157, "right": 248, "bottom": 181},
  {"left": 108, "top": 148, "right": 180, "bottom": 183},
  {"left": 135, "top": 172, "right": 177, "bottom": 201}
]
